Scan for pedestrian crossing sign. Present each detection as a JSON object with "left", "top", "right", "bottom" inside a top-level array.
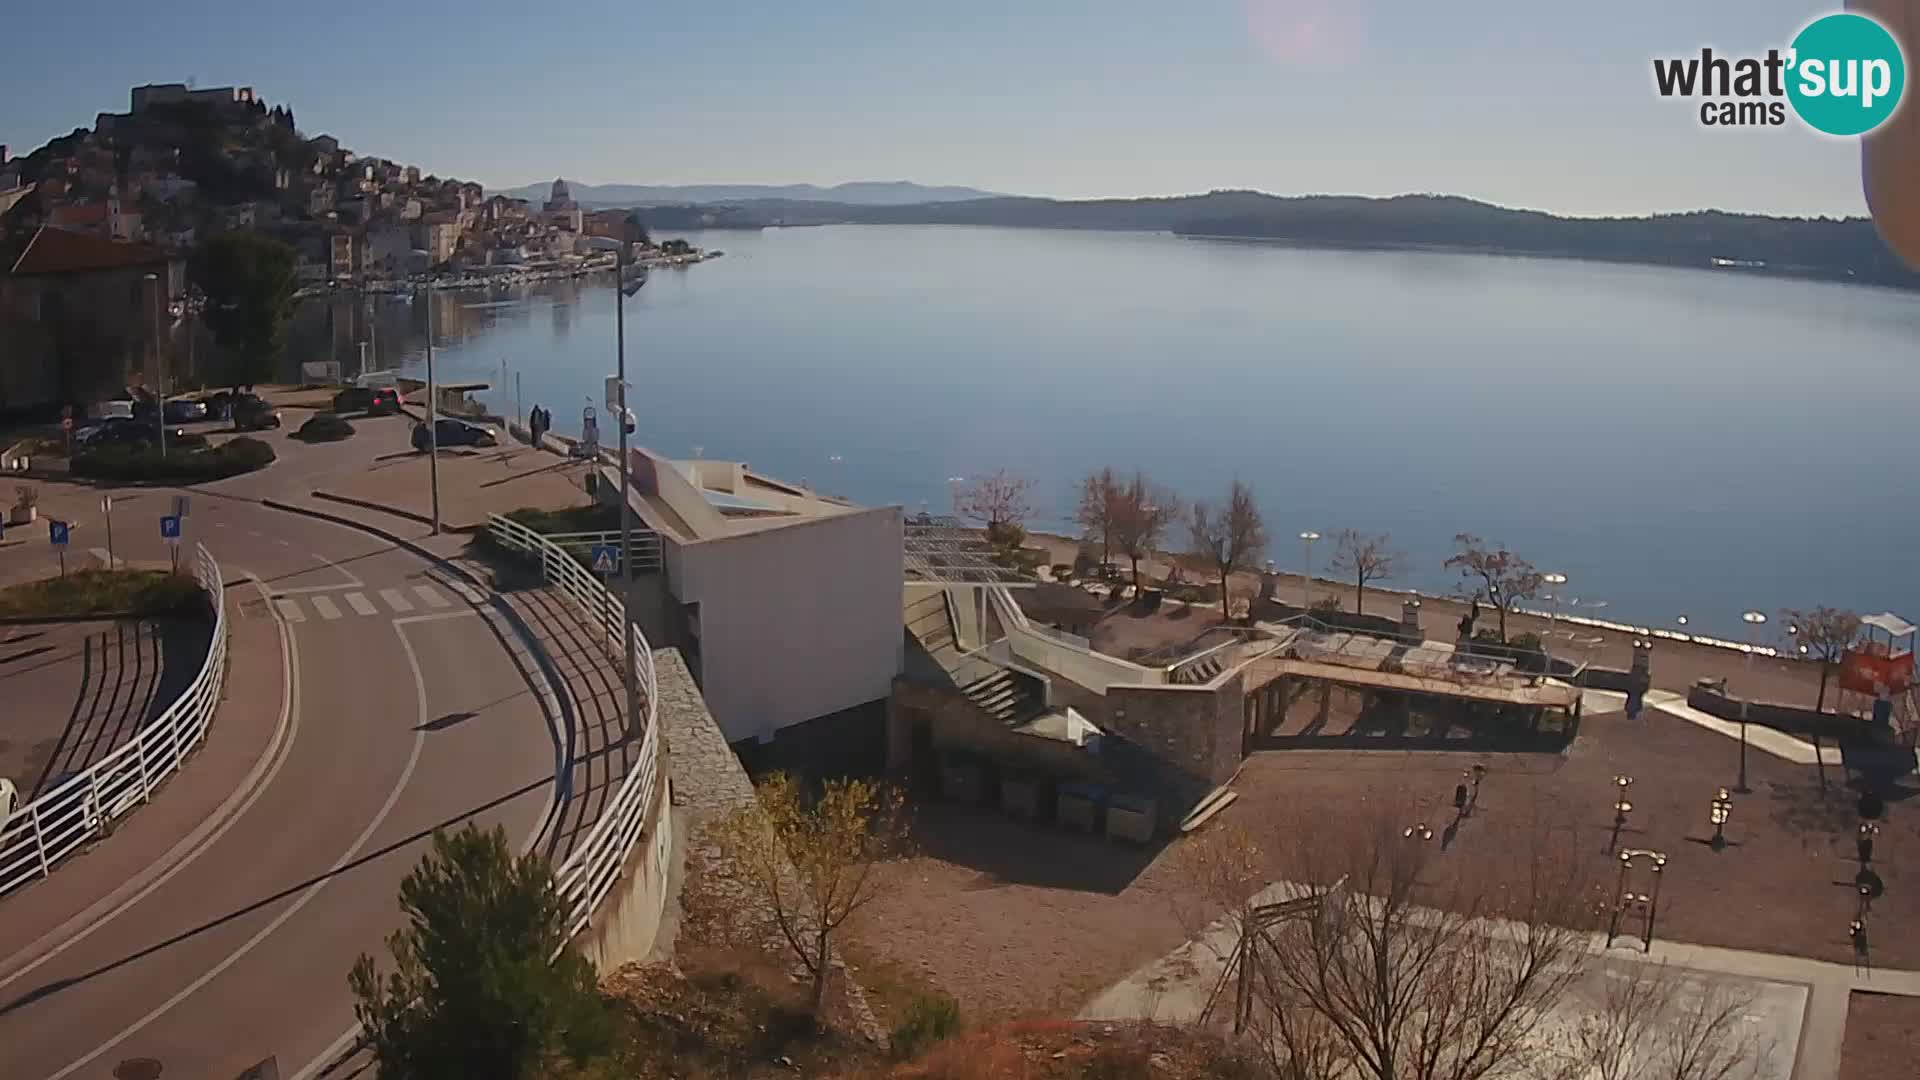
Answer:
[{"left": 590, "top": 544, "right": 618, "bottom": 574}]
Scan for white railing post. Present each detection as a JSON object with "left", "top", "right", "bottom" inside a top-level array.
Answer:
[
  {"left": 135, "top": 725, "right": 152, "bottom": 803},
  {"left": 28, "top": 803, "right": 51, "bottom": 879}
]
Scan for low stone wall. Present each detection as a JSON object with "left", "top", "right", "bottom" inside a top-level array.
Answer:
[
  {"left": 1104, "top": 671, "right": 1247, "bottom": 789},
  {"left": 647, "top": 648, "right": 888, "bottom": 1045},
  {"left": 1685, "top": 682, "right": 1857, "bottom": 738}
]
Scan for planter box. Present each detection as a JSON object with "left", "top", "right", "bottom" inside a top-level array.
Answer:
[
  {"left": 8, "top": 506, "right": 36, "bottom": 526},
  {"left": 1058, "top": 785, "right": 1100, "bottom": 833},
  {"left": 1000, "top": 774, "right": 1041, "bottom": 821},
  {"left": 938, "top": 758, "right": 984, "bottom": 805},
  {"left": 1106, "top": 796, "right": 1158, "bottom": 845}
]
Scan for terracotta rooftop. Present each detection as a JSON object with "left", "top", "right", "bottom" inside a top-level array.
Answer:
[{"left": 8, "top": 225, "right": 170, "bottom": 276}]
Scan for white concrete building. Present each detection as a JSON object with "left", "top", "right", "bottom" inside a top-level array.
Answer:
[{"left": 609, "top": 446, "right": 904, "bottom": 744}]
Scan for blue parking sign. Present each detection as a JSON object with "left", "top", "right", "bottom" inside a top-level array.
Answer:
[
  {"left": 589, "top": 543, "right": 618, "bottom": 574},
  {"left": 48, "top": 520, "right": 69, "bottom": 547},
  {"left": 160, "top": 515, "right": 182, "bottom": 543}
]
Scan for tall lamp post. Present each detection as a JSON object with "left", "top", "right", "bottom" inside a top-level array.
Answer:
[
  {"left": 425, "top": 285, "right": 440, "bottom": 534},
  {"left": 1737, "top": 610, "right": 1767, "bottom": 793},
  {"left": 1542, "top": 572, "right": 1567, "bottom": 668},
  {"left": 1298, "top": 531, "right": 1321, "bottom": 610},
  {"left": 143, "top": 272, "right": 168, "bottom": 459},
  {"left": 589, "top": 231, "right": 643, "bottom": 740}
]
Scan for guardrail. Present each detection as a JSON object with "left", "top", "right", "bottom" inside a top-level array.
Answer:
[
  {"left": 0, "top": 543, "right": 229, "bottom": 897},
  {"left": 541, "top": 529, "right": 664, "bottom": 573},
  {"left": 485, "top": 513, "right": 663, "bottom": 938}
]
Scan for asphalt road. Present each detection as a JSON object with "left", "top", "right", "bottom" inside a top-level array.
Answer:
[{"left": 0, "top": 438, "right": 561, "bottom": 1079}]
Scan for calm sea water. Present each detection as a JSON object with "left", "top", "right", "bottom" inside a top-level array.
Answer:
[{"left": 383, "top": 225, "right": 1920, "bottom": 638}]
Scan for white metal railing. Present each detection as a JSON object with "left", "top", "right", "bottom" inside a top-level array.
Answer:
[
  {"left": 486, "top": 513, "right": 664, "bottom": 938},
  {"left": 0, "top": 544, "right": 229, "bottom": 897},
  {"left": 540, "top": 529, "right": 664, "bottom": 572}
]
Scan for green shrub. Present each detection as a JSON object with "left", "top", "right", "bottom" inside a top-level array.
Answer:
[
  {"left": 72, "top": 436, "right": 276, "bottom": 483},
  {"left": 295, "top": 413, "right": 356, "bottom": 442},
  {"left": 890, "top": 991, "right": 962, "bottom": 1060},
  {"left": 0, "top": 569, "right": 204, "bottom": 619}
]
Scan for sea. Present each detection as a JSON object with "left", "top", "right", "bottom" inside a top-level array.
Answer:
[{"left": 294, "top": 224, "right": 1920, "bottom": 639}]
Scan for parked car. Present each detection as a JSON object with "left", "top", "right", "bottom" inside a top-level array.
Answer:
[
  {"left": 163, "top": 398, "right": 208, "bottom": 424},
  {"left": 75, "top": 418, "right": 187, "bottom": 449},
  {"left": 231, "top": 396, "right": 282, "bottom": 431},
  {"left": 331, "top": 386, "right": 402, "bottom": 416},
  {"left": 412, "top": 417, "right": 499, "bottom": 451}
]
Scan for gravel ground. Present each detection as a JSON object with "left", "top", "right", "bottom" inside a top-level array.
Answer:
[
  {"left": 856, "top": 705, "right": 1918, "bottom": 1021},
  {"left": 1839, "top": 992, "right": 1920, "bottom": 1080}
]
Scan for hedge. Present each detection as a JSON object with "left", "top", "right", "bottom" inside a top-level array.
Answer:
[
  {"left": 0, "top": 569, "right": 205, "bottom": 620},
  {"left": 295, "top": 413, "right": 356, "bottom": 442},
  {"left": 72, "top": 436, "right": 277, "bottom": 482}
]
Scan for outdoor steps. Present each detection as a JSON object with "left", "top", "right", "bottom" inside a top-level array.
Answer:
[
  {"left": 962, "top": 668, "right": 1043, "bottom": 726},
  {"left": 1170, "top": 654, "right": 1226, "bottom": 685}
]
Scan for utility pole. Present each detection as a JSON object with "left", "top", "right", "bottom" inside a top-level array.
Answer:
[
  {"left": 426, "top": 286, "right": 441, "bottom": 535},
  {"left": 146, "top": 273, "right": 168, "bottom": 459},
  {"left": 615, "top": 237, "right": 639, "bottom": 740}
]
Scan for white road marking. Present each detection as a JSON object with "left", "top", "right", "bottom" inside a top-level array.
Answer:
[
  {"left": 412, "top": 584, "right": 451, "bottom": 609},
  {"left": 378, "top": 587, "right": 414, "bottom": 613},
  {"left": 392, "top": 609, "right": 478, "bottom": 626},
  {"left": 344, "top": 592, "right": 378, "bottom": 616},
  {"left": 309, "top": 595, "right": 342, "bottom": 620},
  {"left": 273, "top": 598, "right": 306, "bottom": 623},
  {"left": 48, "top": 623, "right": 431, "bottom": 1080}
]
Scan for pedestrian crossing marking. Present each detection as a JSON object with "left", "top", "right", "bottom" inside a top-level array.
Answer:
[
  {"left": 413, "top": 584, "right": 451, "bottom": 609},
  {"left": 345, "top": 592, "right": 378, "bottom": 616},
  {"left": 274, "top": 598, "right": 306, "bottom": 623},
  {"left": 310, "top": 595, "right": 343, "bottom": 620},
  {"left": 378, "top": 588, "right": 415, "bottom": 613}
]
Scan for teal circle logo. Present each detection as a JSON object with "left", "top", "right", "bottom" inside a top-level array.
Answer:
[{"left": 1787, "top": 13, "right": 1906, "bottom": 136}]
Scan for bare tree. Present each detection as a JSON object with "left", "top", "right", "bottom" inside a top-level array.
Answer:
[
  {"left": 953, "top": 468, "right": 1035, "bottom": 545},
  {"left": 1171, "top": 823, "right": 1271, "bottom": 1036},
  {"left": 1190, "top": 480, "right": 1268, "bottom": 621},
  {"left": 1572, "top": 961, "right": 1766, "bottom": 1080},
  {"left": 1445, "top": 534, "right": 1544, "bottom": 643},
  {"left": 1330, "top": 529, "right": 1402, "bottom": 615},
  {"left": 1779, "top": 606, "right": 1862, "bottom": 715},
  {"left": 1250, "top": 806, "right": 1595, "bottom": 1080},
  {"left": 713, "top": 773, "right": 908, "bottom": 1017},
  {"left": 1110, "top": 470, "right": 1180, "bottom": 591},
  {"left": 1075, "top": 466, "right": 1123, "bottom": 568}
]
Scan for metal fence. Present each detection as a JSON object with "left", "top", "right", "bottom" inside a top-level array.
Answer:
[
  {"left": 540, "top": 529, "right": 664, "bottom": 573},
  {"left": 485, "top": 513, "right": 664, "bottom": 938},
  {"left": 0, "top": 543, "right": 229, "bottom": 897}
]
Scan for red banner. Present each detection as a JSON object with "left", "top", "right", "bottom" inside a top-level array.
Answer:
[{"left": 1841, "top": 647, "right": 1914, "bottom": 696}]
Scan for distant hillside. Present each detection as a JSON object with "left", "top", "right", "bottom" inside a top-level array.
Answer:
[
  {"left": 497, "top": 180, "right": 1003, "bottom": 207},
  {"left": 629, "top": 191, "right": 1920, "bottom": 290}
]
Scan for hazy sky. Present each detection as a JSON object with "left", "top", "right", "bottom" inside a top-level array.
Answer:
[{"left": 0, "top": 1, "right": 1875, "bottom": 216}]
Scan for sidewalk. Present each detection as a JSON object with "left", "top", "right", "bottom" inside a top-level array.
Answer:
[
  {"left": 317, "top": 441, "right": 597, "bottom": 534},
  {"left": 0, "top": 572, "right": 289, "bottom": 977}
]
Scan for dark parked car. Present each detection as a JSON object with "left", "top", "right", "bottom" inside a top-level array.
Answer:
[
  {"left": 163, "top": 398, "right": 208, "bottom": 424},
  {"left": 231, "top": 397, "right": 282, "bottom": 431},
  {"left": 412, "top": 417, "right": 500, "bottom": 451},
  {"left": 331, "top": 386, "right": 402, "bottom": 415},
  {"left": 75, "top": 417, "right": 187, "bottom": 449}
]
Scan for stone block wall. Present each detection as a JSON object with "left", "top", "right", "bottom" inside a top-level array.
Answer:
[{"left": 1104, "top": 670, "right": 1247, "bottom": 788}]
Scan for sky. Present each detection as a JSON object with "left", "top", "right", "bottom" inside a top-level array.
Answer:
[{"left": 0, "top": 1, "right": 1878, "bottom": 217}]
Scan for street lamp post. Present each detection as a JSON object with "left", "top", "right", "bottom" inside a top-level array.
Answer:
[
  {"left": 1542, "top": 572, "right": 1567, "bottom": 668},
  {"left": 1737, "top": 610, "right": 1767, "bottom": 793},
  {"left": 144, "top": 272, "right": 167, "bottom": 459},
  {"left": 589, "top": 231, "right": 644, "bottom": 741},
  {"left": 1609, "top": 774, "right": 1634, "bottom": 853},
  {"left": 1709, "top": 787, "right": 1733, "bottom": 851},
  {"left": 425, "top": 286, "right": 440, "bottom": 534},
  {"left": 1299, "top": 531, "right": 1320, "bottom": 611}
]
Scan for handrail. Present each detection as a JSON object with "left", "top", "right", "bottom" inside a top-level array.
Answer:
[
  {"left": 0, "top": 544, "right": 229, "bottom": 897},
  {"left": 485, "top": 512, "right": 664, "bottom": 938}
]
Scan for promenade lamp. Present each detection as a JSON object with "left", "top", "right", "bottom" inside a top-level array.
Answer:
[
  {"left": 1403, "top": 822, "right": 1434, "bottom": 842},
  {"left": 1608, "top": 774, "right": 1635, "bottom": 853},
  {"left": 1859, "top": 821, "right": 1880, "bottom": 864},
  {"left": 1677, "top": 615, "right": 1689, "bottom": 627},
  {"left": 1736, "top": 610, "right": 1768, "bottom": 793},
  {"left": 1298, "top": 531, "right": 1321, "bottom": 610},
  {"left": 585, "top": 231, "right": 645, "bottom": 739},
  {"left": 1542, "top": 573, "right": 1568, "bottom": 658},
  {"left": 1607, "top": 848, "right": 1668, "bottom": 952},
  {"left": 1709, "top": 787, "right": 1733, "bottom": 851},
  {"left": 143, "top": 272, "right": 168, "bottom": 459}
]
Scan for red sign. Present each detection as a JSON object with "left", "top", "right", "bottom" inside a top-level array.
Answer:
[
  {"left": 1841, "top": 647, "right": 1914, "bottom": 696},
  {"left": 61, "top": 417, "right": 73, "bottom": 432}
]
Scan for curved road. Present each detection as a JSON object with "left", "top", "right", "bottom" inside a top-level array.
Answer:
[{"left": 0, "top": 426, "right": 561, "bottom": 1079}]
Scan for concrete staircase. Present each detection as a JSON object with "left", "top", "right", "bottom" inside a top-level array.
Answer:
[
  {"left": 1169, "top": 653, "right": 1227, "bottom": 685},
  {"left": 961, "top": 668, "right": 1042, "bottom": 725}
]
